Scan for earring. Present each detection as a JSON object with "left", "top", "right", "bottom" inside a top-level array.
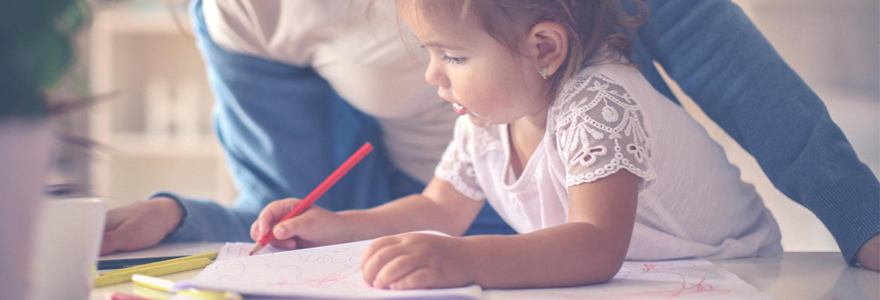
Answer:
[{"left": 539, "top": 67, "right": 548, "bottom": 80}]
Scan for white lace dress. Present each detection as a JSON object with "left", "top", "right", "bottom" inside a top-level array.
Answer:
[{"left": 435, "top": 64, "right": 782, "bottom": 260}]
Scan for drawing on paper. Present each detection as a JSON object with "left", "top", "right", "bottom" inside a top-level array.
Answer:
[
  {"left": 180, "top": 238, "right": 768, "bottom": 300},
  {"left": 202, "top": 242, "right": 368, "bottom": 289},
  {"left": 179, "top": 238, "right": 485, "bottom": 300}
]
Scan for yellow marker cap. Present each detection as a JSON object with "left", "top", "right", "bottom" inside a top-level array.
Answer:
[
  {"left": 177, "top": 288, "right": 243, "bottom": 300},
  {"left": 132, "top": 274, "right": 175, "bottom": 292},
  {"left": 130, "top": 274, "right": 241, "bottom": 300}
]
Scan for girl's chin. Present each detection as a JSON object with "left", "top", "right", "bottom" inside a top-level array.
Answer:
[{"left": 467, "top": 114, "right": 492, "bottom": 128}]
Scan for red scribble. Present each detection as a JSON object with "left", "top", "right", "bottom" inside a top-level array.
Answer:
[
  {"left": 618, "top": 261, "right": 699, "bottom": 278},
  {"left": 266, "top": 265, "right": 360, "bottom": 288},
  {"left": 617, "top": 275, "right": 735, "bottom": 300},
  {"left": 302, "top": 265, "right": 359, "bottom": 287},
  {"left": 267, "top": 279, "right": 293, "bottom": 287},
  {"left": 609, "top": 261, "right": 742, "bottom": 299}
]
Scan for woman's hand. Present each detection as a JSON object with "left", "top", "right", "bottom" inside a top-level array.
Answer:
[
  {"left": 855, "top": 234, "right": 879, "bottom": 271},
  {"left": 100, "top": 197, "right": 183, "bottom": 255},
  {"left": 249, "top": 198, "right": 350, "bottom": 249},
  {"left": 361, "top": 233, "right": 475, "bottom": 290}
]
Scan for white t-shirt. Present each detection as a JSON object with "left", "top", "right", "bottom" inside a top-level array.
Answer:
[
  {"left": 203, "top": 0, "right": 454, "bottom": 183},
  {"left": 435, "top": 63, "right": 783, "bottom": 260}
]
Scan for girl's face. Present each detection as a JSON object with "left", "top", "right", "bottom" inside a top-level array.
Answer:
[{"left": 400, "top": 3, "right": 551, "bottom": 127}]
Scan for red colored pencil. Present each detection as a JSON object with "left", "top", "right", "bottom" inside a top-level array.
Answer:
[
  {"left": 103, "top": 293, "right": 152, "bottom": 300},
  {"left": 249, "top": 142, "right": 373, "bottom": 255}
]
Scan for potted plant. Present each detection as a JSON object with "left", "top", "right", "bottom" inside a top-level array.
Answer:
[{"left": 0, "top": 0, "right": 90, "bottom": 299}]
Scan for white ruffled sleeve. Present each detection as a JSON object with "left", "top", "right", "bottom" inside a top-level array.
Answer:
[
  {"left": 434, "top": 117, "right": 485, "bottom": 200},
  {"left": 551, "top": 74, "right": 656, "bottom": 186}
]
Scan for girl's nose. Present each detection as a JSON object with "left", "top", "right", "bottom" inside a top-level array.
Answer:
[{"left": 425, "top": 61, "right": 450, "bottom": 87}]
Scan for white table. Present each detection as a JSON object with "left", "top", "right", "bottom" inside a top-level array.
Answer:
[{"left": 91, "top": 243, "right": 879, "bottom": 300}]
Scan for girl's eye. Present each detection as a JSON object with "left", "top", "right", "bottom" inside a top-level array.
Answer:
[{"left": 442, "top": 55, "right": 466, "bottom": 65}]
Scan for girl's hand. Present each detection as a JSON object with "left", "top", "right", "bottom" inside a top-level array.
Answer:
[
  {"left": 249, "top": 198, "right": 349, "bottom": 249},
  {"left": 361, "top": 233, "right": 475, "bottom": 290}
]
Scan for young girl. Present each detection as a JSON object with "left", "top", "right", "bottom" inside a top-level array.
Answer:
[{"left": 250, "top": 0, "right": 782, "bottom": 290}]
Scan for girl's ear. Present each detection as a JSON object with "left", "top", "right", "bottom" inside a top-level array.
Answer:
[{"left": 525, "top": 21, "right": 568, "bottom": 78}]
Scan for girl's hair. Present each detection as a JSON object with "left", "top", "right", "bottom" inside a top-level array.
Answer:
[{"left": 395, "top": 0, "right": 648, "bottom": 99}]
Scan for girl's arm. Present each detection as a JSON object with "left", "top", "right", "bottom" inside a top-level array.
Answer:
[
  {"left": 252, "top": 177, "right": 485, "bottom": 249},
  {"left": 340, "top": 177, "right": 487, "bottom": 240},
  {"left": 364, "top": 170, "right": 639, "bottom": 289},
  {"left": 464, "top": 170, "right": 639, "bottom": 288}
]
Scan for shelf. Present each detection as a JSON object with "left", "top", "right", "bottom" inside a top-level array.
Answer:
[
  {"left": 92, "top": 3, "right": 191, "bottom": 35},
  {"left": 88, "top": 2, "right": 235, "bottom": 204},
  {"left": 108, "top": 134, "right": 222, "bottom": 158}
]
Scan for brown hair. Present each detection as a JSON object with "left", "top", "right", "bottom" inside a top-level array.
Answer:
[{"left": 393, "top": 0, "right": 648, "bottom": 99}]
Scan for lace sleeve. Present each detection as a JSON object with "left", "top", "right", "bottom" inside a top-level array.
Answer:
[
  {"left": 434, "top": 117, "right": 485, "bottom": 200},
  {"left": 552, "top": 74, "right": 656, "bottom": 186}
]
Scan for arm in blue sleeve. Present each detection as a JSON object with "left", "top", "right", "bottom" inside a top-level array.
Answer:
[
  {"left": 153, "top": 0, "right": 420, "bottom": 244},
  {"left": 631, "top": 0, "right": 879, "bottom": 263},
  {"left": 151, "top": 191, "right": 258, "bottom": 242}
]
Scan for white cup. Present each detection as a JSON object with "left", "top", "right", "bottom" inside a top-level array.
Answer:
[{"left": 30, "top": 198, "right": 106, "bottom": 300}]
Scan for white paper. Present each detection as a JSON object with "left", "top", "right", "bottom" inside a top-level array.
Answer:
[
  {"left": 181, "top": 237, "right": 769, "bottom": 300},
  {"left": 177, "top": 238, "right": 482, "bottom": 299},
  {"left": 483, "top": 259, "right": 772, "bottom": 300}
]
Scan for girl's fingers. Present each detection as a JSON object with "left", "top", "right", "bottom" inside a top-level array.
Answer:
[
  {"left": 361, "top": 236, "right": 401, "bottom": 270},
  {"left": 269, "top": 237, "right": 298, "bottom": 250},
  {"left": 371, "top": 255, "right": 423, "bottom": 289},
  {"left": 272, "top": 207, "right": 318, "bottom": 240},
  {"left": 254, "top": 198, "right": 301, "bottom": 238},
  {"left": 249, "top": 221, "right": 260, "bottom": 241},
  {"left": 389, "top": 267, "right": 436, "bottom": 290},
  {"left": 272, "top": 220, "right": 292, "bottom": 240},
  {"left": 361, "top": 238, "right": 407, "bottom": 285}
]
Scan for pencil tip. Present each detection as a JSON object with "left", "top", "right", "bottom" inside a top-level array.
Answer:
[{"left": 248, "top": 243, "right": 263, "bottom": 256}]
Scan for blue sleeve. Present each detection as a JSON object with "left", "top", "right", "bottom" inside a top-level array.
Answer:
[
  {"left": 151, "top": 0, "right": 426, "bottom": 244},
  {"left": 151, "top": 191, "right": 257, "bottom": 242},
  {"left": 629, "top": 0, "right": 879, "bottom": 263}
]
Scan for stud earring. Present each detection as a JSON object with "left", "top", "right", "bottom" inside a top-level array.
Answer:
[{"left": 539, "top": 67, "right": 548, "bottom": 79}]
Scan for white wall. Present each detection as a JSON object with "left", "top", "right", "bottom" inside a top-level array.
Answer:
[{"left": 666, "top": 0, "right": 879, "bottom": 252}]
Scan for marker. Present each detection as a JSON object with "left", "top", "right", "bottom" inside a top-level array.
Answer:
[
  {"left": 103, "top": 293, "right": 153, "bottom": 300},
  {"left": 132, "top": 274, "right": 175, "bottom": 292},
  {"left": 249, "top": 142, "right": 373, "bottom": 255},
  {"left": 99, "top": 255, "right": 185, "bottom": 270},
  {"left": 101, "top": 252, "right": 217, "bottom": 276},
  {"left": 94, "top": 257, "right": 213, "bottom": 287},
  {"left": 132, "top": 274, "right": 242, "bottom": 300},
  {"left": 176, "top": 288, "right": 243, "bottom": 300}
]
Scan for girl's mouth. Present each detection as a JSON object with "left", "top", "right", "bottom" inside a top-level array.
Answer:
[{"left": 452, "top": 103, "right": 468, "bottom": 115}]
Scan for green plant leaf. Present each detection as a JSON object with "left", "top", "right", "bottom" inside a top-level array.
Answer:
[{"left": 0, "top": 0, "right": 89, "bottom": 119}]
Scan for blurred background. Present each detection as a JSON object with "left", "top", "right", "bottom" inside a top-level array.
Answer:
[{"left": 52, "top": 0, "right": 878, "bottom": 252}]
